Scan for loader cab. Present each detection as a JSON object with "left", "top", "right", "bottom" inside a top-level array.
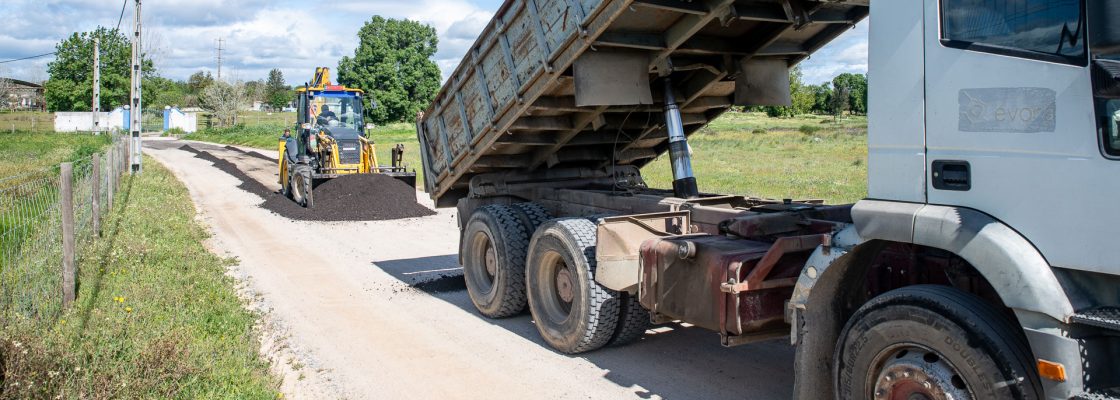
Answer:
[
  {"left": 296, "top": 89, "right": 367, "bottom": 134},
  {"left": 868, "top": 0, "right": 1120, "bottom": 276}
]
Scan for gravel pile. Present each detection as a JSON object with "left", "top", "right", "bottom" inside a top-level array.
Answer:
[{"left": 182, "top": 145, "right": 434, "bottom": 222}]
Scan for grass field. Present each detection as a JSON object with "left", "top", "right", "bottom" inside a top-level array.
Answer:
[
  {"left": 0, "top": 156, "right": 278, "bottom": 399},
  {"left": 0, "top": 132, "right": 111, "bottom": 177},
  {"left": 186, "top": 111, "right": 869, "bottom": 204},
  {"left": 0, "top": 112, "right": 53, "bottom": 134},
  {"left": 643, "top": 112, "right": 868, "bottom": 204}
]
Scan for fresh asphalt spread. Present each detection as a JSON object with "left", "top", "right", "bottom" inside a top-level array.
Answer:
[{"left": 180, "top": 145, "right": 435, "bottom": 222}]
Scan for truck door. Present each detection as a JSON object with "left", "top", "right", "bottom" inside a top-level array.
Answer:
[{"left": 923, "top": 0, "right": 1119, "bottom": 274}]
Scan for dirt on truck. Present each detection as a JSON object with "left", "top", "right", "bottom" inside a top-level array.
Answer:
[{"left": 416, "top": 0, "right": 1120, "bottom": 399}]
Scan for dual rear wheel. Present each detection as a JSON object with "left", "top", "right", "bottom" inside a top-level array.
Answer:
[{"left": 461, "top": 205, "right": 649, "bottom": 353}]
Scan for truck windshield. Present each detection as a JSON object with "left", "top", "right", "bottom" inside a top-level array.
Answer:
[{"left": 310, "top": 95, "right": 363, "bottom": 130}]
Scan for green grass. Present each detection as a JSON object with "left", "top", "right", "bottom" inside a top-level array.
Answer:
[
  {"left": 0, "top": 131, "right": 110, "bottom": 177},
  {"left": 0, "top": 112, "right": 53, "bottom": 134},
  {"left": 0, "top": 156, "right": 278, "bottom": 399},
  {"left": 643, "top": 112, "right": 868, "bottom": 204}
]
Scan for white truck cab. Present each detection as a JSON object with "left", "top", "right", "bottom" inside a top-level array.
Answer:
[{"left": 789, "top": 1, "right": 1120, "bottom": 398}]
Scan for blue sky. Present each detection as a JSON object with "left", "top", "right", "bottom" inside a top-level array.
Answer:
[{"left": 0, "top": 0, "right": 866, "bottom": 86}]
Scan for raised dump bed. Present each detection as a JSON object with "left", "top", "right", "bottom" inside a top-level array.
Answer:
[{"left": 417, "top": 0, "right": 869, "bottom": 207}]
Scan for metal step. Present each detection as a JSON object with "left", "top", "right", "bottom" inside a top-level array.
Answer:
[
  {"left": 1075, "top": 388, "right": 1120, "bottom": 400},
  {"left": 1071, "top": 308, "right": 1120, "bottom": 331}
]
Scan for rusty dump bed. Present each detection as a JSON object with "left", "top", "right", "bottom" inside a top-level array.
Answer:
[{"left": 417, "top": 0, "right": 869, "bottom": 207}]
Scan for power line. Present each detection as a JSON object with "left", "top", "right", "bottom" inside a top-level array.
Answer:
[
  {"left": 1, "top": 0, "right": 130, "bottom": 66},
  {"left": 0, "top": 52, "right": 56, "bottom": 64},
  {"left": 114, "top": 0, "right": 128, "bottom": 32}
]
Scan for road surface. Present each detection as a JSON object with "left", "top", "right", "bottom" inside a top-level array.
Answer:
[{"left": 145, "top": 138, "right": 797, "bottom": 400}]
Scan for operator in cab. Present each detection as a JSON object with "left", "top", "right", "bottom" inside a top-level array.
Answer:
[{"left": 317, "top": 105, "right": 338, "bottom": 126}]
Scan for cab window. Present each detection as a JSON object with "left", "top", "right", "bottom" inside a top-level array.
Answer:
[{"left": 941, "top": 0, "right": 1086, "bottom": 65}]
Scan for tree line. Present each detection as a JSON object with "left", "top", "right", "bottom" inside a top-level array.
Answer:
[
  {"left": 755, "top": 66, "right": 867, "bottom": 119},
  {"left": 41, "top": 20, "right": 866, "bottom": 128}
]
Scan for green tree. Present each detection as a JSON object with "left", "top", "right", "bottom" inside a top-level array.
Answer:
[
  {"left": 187, "top": 71, "right": 214, "bottom": 95},
  {"left": 265, "top": 69, "right": 291, "bottom": 110},
  {"left": 832, "top": 73, "right": 867, "bottom": 115},
  {"left": 143, "top": 76, "right": 188, "bottom": 109},
  {"left": 44, "top": 27, "right": 152, "bottom": 111},
  {"left": 337, "top": 16, "right": 441, "bottom": 124},
  {"left": 244, "top": 79, "right": 266, "bottom": 103},
  {"left": 809, "top": 84, "right": 833, "bottom": 115}
]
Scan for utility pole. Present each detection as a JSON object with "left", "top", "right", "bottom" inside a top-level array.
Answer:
[
  {"left": 216, "top": 38, "right": 224, "bottom": 80},
  {"left": 129, "top": 0, "right": 143, "bottom": 173},
  {"left": 92, "top": 37, "right": 101, "bottom": 135}
]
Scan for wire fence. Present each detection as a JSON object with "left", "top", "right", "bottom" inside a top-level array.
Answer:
[{"left": 0, "top": 132, "right": 130, "bottom": 327}]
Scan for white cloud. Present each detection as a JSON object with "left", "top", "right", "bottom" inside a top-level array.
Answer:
[
  {"left": 799, "top": 20, "right": 870, "bottom": 85},
  {"left": 0, "top": 0, "right": 498, "bottom": 85}
]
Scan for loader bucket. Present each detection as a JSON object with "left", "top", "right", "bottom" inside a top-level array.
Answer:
[{"left": 384, "top": 172, "right": 417, "bottom": 189}]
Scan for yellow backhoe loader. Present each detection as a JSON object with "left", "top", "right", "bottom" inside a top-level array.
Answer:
[{"left": 278, "top": 67, "right": 415, "bottom": 207}]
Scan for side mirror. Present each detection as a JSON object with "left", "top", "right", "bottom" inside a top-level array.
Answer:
[
  {"left": 366, "top": 123, "right": 375, "bottom": 131},
  {"left": 1090, "top": 0, "right": 1120, "bottom": 55}
]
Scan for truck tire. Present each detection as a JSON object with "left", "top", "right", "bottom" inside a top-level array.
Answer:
[
  {"left": 834, "top": 285, "right": 1043, "bottom": 400},
  {"left": 608, "top": 292, "right": 650, "bottom": 347},
  {"left": 461, "top": 205, "right": 530, "bottom": 318},
  {"left": 526, "top": 218, "right": 620, "bottom": 354},
  {"left": 512, "top": 202, "right": 551, "bottom": 232}
]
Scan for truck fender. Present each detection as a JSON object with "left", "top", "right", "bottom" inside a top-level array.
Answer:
[{"left": 787, "top": 200, "right": 1078, "bottom": 400}]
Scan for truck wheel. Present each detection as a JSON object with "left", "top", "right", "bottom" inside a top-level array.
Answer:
[
  {"left": 512, "top": 202, "right": 551, "bottom": 232},
  {"left": 608, "top": 292, "right": 650, "bottom": 346},
  {"left": 526, "top": 218, "right": 619, "bottom": 354},
  {"left": 835, "top": 285, "right": 1042, "bottom": 400},
  {"left": 461, "top": 205, "right": 530, "bottom": 318}
]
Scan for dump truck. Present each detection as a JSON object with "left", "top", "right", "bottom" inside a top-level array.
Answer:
[
  {"left": 417, "top": 0, "right": 1120, "bottom": 398},
  {"left": 280, "top": 67, "right": 415, "bottom": 207}
]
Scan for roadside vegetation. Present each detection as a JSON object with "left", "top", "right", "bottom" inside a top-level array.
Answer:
[
  {"left": 0, "top": 131, "right": 110, "bottom": 175},
  {"left": 0, "top": 156, "right": 278, "bottom": 399},
  {"left": 186, "top": 111, "right": 867, "bottom": 203},
  {"left": 0, "top": 112, "right": 54, "bottom": 134},
  {"left": 643, "top": 112, "right": 868, "bottom": 204}
]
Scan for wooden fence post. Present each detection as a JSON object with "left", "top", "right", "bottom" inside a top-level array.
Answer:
[
  {"left": 107, "top": 149, "right": 114, "bottom": 208},
  {"left": 60, "top": 162, "right": 76, "bottom": 306},
  {"left": 92, "top": 153, "right": 101, "bottom": 237}
]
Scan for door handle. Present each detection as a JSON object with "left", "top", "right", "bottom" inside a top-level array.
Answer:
[{"left": 932, "top": 160, "right": 971, "bottom": 191}]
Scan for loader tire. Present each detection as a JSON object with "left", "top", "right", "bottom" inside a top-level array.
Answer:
[
  {"left": 461, "top": 205, "right": 530, "bottom": 318},
  {"left": 294, "top": 166, "right": 314, "bottom": 208},
  {"left": 526, "top": 218, "right": 620, "bottom": 354},
  {"left": 835, "top": 285, "right": 1043, "bottom": 400}
]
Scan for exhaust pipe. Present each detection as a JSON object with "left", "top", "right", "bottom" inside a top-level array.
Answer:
[{"left": 663, "top": 77, "right": 699, "bottom": 199}]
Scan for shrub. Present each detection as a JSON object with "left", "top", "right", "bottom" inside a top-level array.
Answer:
[{"left": 798, "top": 125, "right": 821, "bottom": 135}]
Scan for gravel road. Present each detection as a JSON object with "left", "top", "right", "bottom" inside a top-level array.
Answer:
[{"left": 145, "top": 138, "right": 797, "bottom": 400}]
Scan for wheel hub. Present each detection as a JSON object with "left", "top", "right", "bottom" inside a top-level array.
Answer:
[
  {"left": 555, "top": 268, "right": 574, "bottom": 303},
  {"left": 484, "top": 245, "right": 497, "bottom": 277},
  {"left": 872, "top": 348, "right": 971, "bottom": 400}
]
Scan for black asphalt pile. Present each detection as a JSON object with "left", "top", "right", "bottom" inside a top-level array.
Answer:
[
  {"left": 181, "top": 145, "right": 435, "bottom": 222},
  {"left": 224, "top": 145, "right": 277, "bottom": 164},
  {"left": 410, "top": 274, "right": 467, "bottom": 294}
]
